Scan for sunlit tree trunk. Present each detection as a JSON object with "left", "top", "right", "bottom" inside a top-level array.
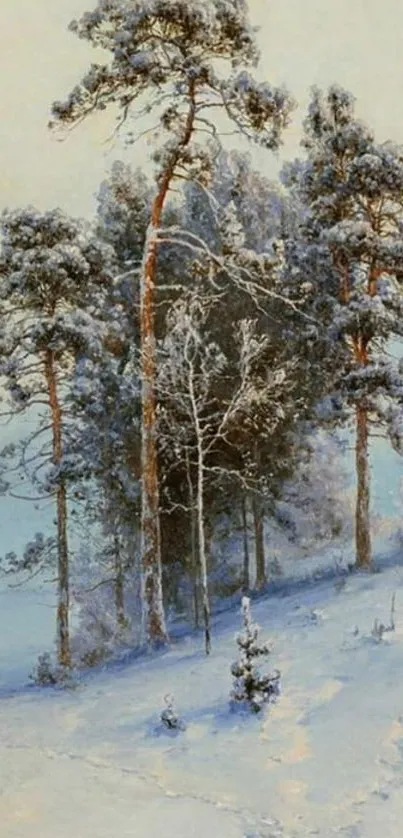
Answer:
[
  {"left": 336, "top": 259, "right": 373, "bottom": 571},
  {"left": 139, "top": 82, "right": 196, "bottom": 647},
  {"left": 44, "top": 349, "right": 71, "bottom": 668}
]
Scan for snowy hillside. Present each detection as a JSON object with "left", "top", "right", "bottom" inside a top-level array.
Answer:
[{"left": 3, "top": 561, "right": 403, "bottom": 837}]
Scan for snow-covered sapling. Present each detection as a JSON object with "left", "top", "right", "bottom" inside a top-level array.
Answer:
[
  {"left": 268, "top": 556, "right": 283, "bottom": 578},
  {"left": 371, "top": 619, "right": 386, "bottom": 643},
  {"left": 160, "top": 694, "right": 186, "bottom": 732},
  {"left": 30, "top": 652, "right": 58, "bottom": 687},
  {"left": 370, "top": 592, "right": 397, "bottom": 642},
  {"left": 230, "top": 597, "right": 280, "bottom": 713}
]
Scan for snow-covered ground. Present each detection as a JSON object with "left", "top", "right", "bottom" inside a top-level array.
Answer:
[
  {"left": 2, "top": 558, "right": 403, "bottom": 836},
  {"left": 0, "top": 585, "right": 56, "bottom": 693}
]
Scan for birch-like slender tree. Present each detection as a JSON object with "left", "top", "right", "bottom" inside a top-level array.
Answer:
[
  {"left": 50, "top": 0, "right": 293, "bottom": 647},
  {"left": 158, "top": 293, "right": 292, "bottom": 653}
]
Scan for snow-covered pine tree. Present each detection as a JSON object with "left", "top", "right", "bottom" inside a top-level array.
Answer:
[
  {"left": 231, "top": 596, "right": 280, "bottom": 713},
  {"left": 71, "top": 346, "right": 142, "bottom": 638},
  {"left": 0, "top": 208, "right": 115, "bottom": 668},
  {"left": 30, "top": 652, "right": 58, "bottom": 687},
  {"left": 93, "top": 152, "right": 320, "bottom": 632},
  {"left": 96, "top": 160, "right": 152, "bottom": 270},
  {"left": 50, "top": 0, "right": 294, "bottom": 649},
  {"left": 160, "top": 693, "right": 186, "bottom": 732},
  {"left": 282, "top": 85, "right": 403, "bottom": 569},
  {"left": 182, "top": 148, "right": 290, "bottom": 257},
  {"left": 88, "top": 162, "right": 181, "bottom": 639}
]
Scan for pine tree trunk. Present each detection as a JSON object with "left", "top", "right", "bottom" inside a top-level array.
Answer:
[
  {"left": 139, "top": 80, "right": 197, "bottom": 647},
  {"left": 56, "top": 483, "right": 70, "bottom": 668},
  {"left": 113, "top": 530, "right": 126, "bottom": 631},
  {"left": 241, "top": 494, "right": 250, "bottom": 592},
  {"left": 44, "top": 349, "right": 71, "bottom": 669},
  {"left": 253, "top": 493, "right": 266, "bottom": 590},
  {"left": 355, "top": 400, "right": 372, "bottom": 569}
]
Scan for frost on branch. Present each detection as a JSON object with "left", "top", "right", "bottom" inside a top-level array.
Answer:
[
  {"left": 0, "top": 533, "right": 56, "bottom": 578},
  {"left": 230, "top": 596, "right": 280, "bottom": 713}
]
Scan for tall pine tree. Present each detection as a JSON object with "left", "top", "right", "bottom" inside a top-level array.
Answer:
[
  {"left": 0, "top": 208, "right": 114, "bottom": 667},
  {"left": 50, "top": 0, "right": 293, "bottom": 646},
  {"left": 283, "top": 86, "right": 403, "bottom": 569}
]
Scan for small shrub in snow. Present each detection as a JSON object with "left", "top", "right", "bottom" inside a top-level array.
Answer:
[
  {"left": 308, "top": 608, "right": 325, "bottom": 625},
  {"left": 334, "top": 576, "right": 347, "bottom": 594},
  {"left": 29, "top": 652, "right": 75, "bottom": 688},
  {"left": 268, "top": 556, "right": 283, "bottom": 577},
  {"left": 70, "top": 582, "right": 137, "bottom": 669},
  {"left": 230, "top": 597, "right": 280, "bottom": 714},
  {"left": 371, "top": 619, "right": 386, "bottom": 643},
  {"left": 370, "top": 593, "right": 397, "bottom": 643},
  {"left": 160, "top": 694, "right": 186, "bottom": 732}
]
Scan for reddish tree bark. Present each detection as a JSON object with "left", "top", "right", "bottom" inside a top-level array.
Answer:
[
  {"left": 335, "top": 255, "right": 374, "bottom": 570},
  {"left": 44, "top": 348, "right": 71, "bottom": 668},
  {"left": 140, "top": 81, "right": 196, "bottom": 646}
]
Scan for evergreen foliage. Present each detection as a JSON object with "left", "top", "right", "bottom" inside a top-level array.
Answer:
[
  {"left": 50, "top": 0, "right": 294, "bottom": 650},
  {"left": 230, "top": 596, "right": 280, "bottom": 713},
  {"left": 281, "top": 85, "right": 403, "bottom": 568},
  {"left": 160, "top": 693, "right": 186, "bottom": 732}
]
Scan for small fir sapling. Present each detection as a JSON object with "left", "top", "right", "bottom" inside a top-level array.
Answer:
[
  {"left": 29, "top": 651, "right": 76, "bottom": 688},
  {"left": 160, "top": 694, "right": 186, "bottom": 732},
  {"left": 268, "top": 555, "right": 283, "bottom": 577},
  {"left": 230, "top": 596, "right": 280, "bottom": 713},
  {"left": 30, "top": 652, "right": 58, "bottom": 686}
]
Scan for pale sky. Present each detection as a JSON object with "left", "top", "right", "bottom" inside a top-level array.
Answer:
[
  {"left": 1, "top": 0, "right": 403, "bottom": 555},
  {"left": 1, "top": 0, "right": 403, "bottom": 219}
]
